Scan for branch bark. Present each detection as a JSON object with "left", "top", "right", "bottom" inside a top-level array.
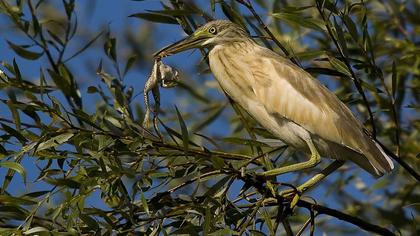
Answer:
[{"left": 296, "top": 199, "right": 395, "bottom": 236}]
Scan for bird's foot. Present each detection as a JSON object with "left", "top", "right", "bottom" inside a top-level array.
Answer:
[{"left": 280, "top": 186, "right": 306, "bottom": 209}]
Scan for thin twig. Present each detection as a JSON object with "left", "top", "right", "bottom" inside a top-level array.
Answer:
[
  {"left": 235, "top": 0, "right": 300, "bottom": 66},
  {"left": 316, "top": 2, "right": 377, "bottom": 137}
]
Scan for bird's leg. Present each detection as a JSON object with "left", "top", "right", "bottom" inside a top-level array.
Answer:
[
  {"left": 256, "top": 138, "right": 321, "bottom": 177},
  {"left": 280, "top": 160, "right": 345, "bottom": 198}
]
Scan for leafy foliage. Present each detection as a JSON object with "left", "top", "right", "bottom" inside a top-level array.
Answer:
[{"left": 0, "top": 0, "right": 419, "bottom": 235}]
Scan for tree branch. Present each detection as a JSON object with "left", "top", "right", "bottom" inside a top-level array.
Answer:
[
  {"left": 296, "top": 199, "right": 396, "bottom": 236},
  {"left": 236, "top": 175, "right": 395, "bottom": 236}
]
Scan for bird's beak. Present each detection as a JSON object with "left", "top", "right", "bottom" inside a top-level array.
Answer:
[{"left": 153, "top": 31, "right": 211, "bottom": 58}]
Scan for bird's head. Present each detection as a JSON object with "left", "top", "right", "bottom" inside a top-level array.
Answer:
[{"left": 154, "top": 20, "right": 250, "bottom": 58}]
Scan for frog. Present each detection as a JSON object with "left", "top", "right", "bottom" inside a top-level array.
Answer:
[{"left": 143, "top": 58, "right": 180, "bottom": 137}]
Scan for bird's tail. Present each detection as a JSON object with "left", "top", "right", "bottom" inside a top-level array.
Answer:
[{"left": 363, "top": 138, "right": 395, "bottom": 177}]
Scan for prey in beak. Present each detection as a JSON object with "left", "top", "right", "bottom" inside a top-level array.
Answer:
[{"left": 153, "top": 29, "right": 213, "bottom": 58}]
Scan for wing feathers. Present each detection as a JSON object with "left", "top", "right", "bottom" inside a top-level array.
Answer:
[{"left": 250, "top": 46, "right": 393, "bottom": 175}]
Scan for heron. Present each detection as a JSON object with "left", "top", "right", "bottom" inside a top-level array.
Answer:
[{"left": 154, "top": 20, "right": 394, "bottom": 196}]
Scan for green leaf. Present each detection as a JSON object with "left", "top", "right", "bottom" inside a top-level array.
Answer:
[
  {"left": 1, "top": 123, "right": 27, "bottom": 143},
  {"left": 12, "top": 58, "right": 22, "bottom": 80},
  {"left": 220, "top": 2, "right": 247, "bottom": 31},
  {"left": 45, "top": 178, "right": 80, "bottom": 189},
  {"left": 80, "top": 214, "right": 99, "bottom": 230},
  {"left": 204, "top": 175, "right": 231, "bottom": 197},
  {"left": 87, "top": 86, "right": 99, "bottom": 93},
  {"left": 123, "top": 55, "right": 137, "bottom": 76},
  {"left": 175, "top": 106, "right": 189, "bottom": 153},
  {"left": 203, "top": 206, "right": 212, "bottom": 235},
  {"left": 271, "top": 12, "right": 325, "bottom": 31},
  {"left": 343, "top": 15, "right": 358, "bottom": 41},
  {"left": 129, "top": 13, "right": 178, "bottom": 24},
  {"left": 261, "top": 209, "right": 274, "bottom": 235},
  {"left": 23, "top": 227, "right": 49, "bottom": 235},
  {"left": 104, "top": 36, "right": 117, "bottom": 62},
  {"left": 36, "top": 132, "right": 74, "bottom": 151},
  {"left": 0, "top": 161, "right": 26, "bottom": 181},
  {"left": 221, "top": 137, "right": 269, "bottom": 147},
  {"left": 360, "top": 79, "right": 383, "bottom": 94},
  {"left": 294, "top": 50, "right": 327, "bottom": 60},
  {"left": 0, "top": 195, "right": 37, "bottom": 205},
  {"left": 7, "top": 41, "right": 43, "bottom": 60},
  {"left": 24, "top": 191, "right": 50, "bottom": 198},
  {"left": 333, "top": 17, "right": 348, "bottom": 57},
  {"left": 210, "top": 0, "right": 215, "bottom": 12},
  {"left": 211, "top": 157, "right": 225, "bottom": 170},
  {"left": 147, "top": 9, "right": 198, "bottom": 16},
  {"left": 328, "top": 57, "right": 351, "bottom": 77},
  {"left": 7, "top": 100, "right": 21, "bottom": 131},
  {"left": 141, "top": 191, "right": 149, "bottom": 215}
]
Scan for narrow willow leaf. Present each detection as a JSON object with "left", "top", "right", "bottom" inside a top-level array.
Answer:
[
  {"left": 24, "top": 191, "right": 50, "bottom": 198},
  {"left": 7, "top": 41, "right": 43, "bottom": 60},
  {"left": 129, "top": 13, "right": 178, "bottom": 24},
  {"left": 360, "top": 79, "right": 382, "bottom": 94},
  {"left": 47, "top": 29, "right": 64, "bottom": 46},
  {"left": 7, "top": 100, "right": 20, "bottom": 131},
  {"left": 0, "top": 144, "right": 7, "bottom": 157},
  {"left": 36, "top": 132, "right": 74, "bottom": 151},
  {"left": 211, "top": 157, "right": 225, "bottom": 170},
  {"left": 294, "top": 50, "right": 327, "bottom": 60},
  {"left": 141, "top": 191, "right": 149, "bottom": 215},
  {"left": 204, "top": 207, "right": 211, "bottom": 235},
  {"left": 23, "top": 227, "right": 50, "bottom": 235},
  {"left": 204, "top": 175, "right": 231, "bottom": 197},
  {"left": 123, "top": 55, "right": 137, "bottom": 76},
  {"left": 0, "top": 161, "right": 26, "bottom": 181},
  {"left": 1, "top": 123, "right": 27, "bottom": 143},
  {"left": 343, "top": 15, "right": 358, "bottom": 41},
  {"left": 103, "top": 36, "right": 117, "bottom": 62},
  {"left": 0, "top": 195, "right": 37, "bottom": 205},
  {"left": 147, "top": 9, "right": 198, "bottom": 16},
  {"left": 210, "top": 0, "right": 215, "bottom": 12},
  {"left": 220, "top": 2, "right": 247, "bottom": 31},
  {"left": 47, "top": 69, "right": 70, "bottom": 95},
  {"left": 305, "top": 67, "right": 346, "bottom": 76},
  {"left": 12, "top": 59, "right": 22, "bottom": 80},
  {"left": 261, "top": 209, "right": 274, "bottom": 235},
  {"left": 221, "top": 137, "right": 269, "bottom": 147},
  {"left": 45, "top": 178, "right": 80, "bottom": 188},
  {"left": 80, "top": 214, "right": 99, "bottom": 230},
  {"left": 175, "top": 106, "right": 189, "bottom": 153},
  {"left": 333, "top": 17, "right": 348, "bottom": 57},
  {"left": 87, "top": 86, "right": 99, "bottom": 93},
  {"left": 328, "top": 57, "right": 351, "bottom": 77},
  {"left": 271, "top": 12, "right": 325, "bottom": 31}
]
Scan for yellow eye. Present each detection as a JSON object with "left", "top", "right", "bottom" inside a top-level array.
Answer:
[{"left": 208, "top": 26, "right": 217, "bottom": 34}]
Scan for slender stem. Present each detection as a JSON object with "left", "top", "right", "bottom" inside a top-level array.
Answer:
[
  {"left": 235, "top": 0, "right": 300, "bottom": 66},
  {"left": 316, "top": 3, "right": 377, "bottom": 137}
]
